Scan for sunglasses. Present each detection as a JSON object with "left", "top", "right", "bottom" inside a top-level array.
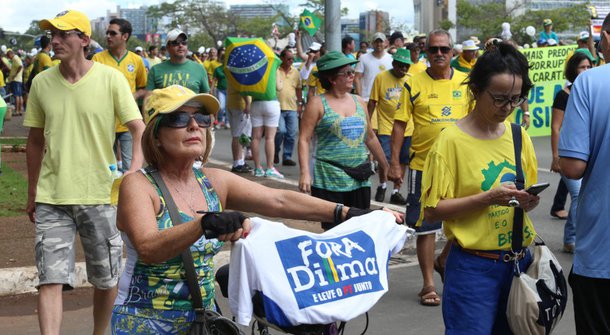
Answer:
[
  {"left": 170, "top": 40, "right": 188, "bottom": 47},
  {"left": 46, "top": 30, "right": 82, "bottom": 39},
  {"left": 159, "top": 111, "right": 211, "bottom": 129},
  {"left": 105, "top": 30, "right": 120, "bottom": 36},
  {"left": 428, "top": 46, "right": 452, "bottom": 54},
  {"left": 487, "top": 92, "right": 526, "bottom": 108},
  {"left": 336, "top": 69, "right": 356, "bottom": 77}
]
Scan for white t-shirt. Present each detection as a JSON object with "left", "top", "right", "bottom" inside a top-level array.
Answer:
[
  {"left": 355, "top": 52, "right": 393, "bottom": 100},
  {"left": 229, "top": 211, "right": 412, "bottom": 327}
]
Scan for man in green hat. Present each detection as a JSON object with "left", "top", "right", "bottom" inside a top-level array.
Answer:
[{"left": 368, "top": 48, "right": 413, "bottom": 205}]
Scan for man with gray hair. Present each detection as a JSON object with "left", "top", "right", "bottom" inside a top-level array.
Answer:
[
  {"left": 559, "top": 12, "right": 610, "bottom": 335},
  {"left": 390, "top": 30, "right": 470, "bottom": 306}
]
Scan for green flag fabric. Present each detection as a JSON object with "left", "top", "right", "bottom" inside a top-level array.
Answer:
[{"left": 300, "top": 9, "right": 322, "bottom": 36}]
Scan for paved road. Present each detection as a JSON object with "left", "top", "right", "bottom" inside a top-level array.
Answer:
[{"left": 0, "top": 123, "right": 576, "bottom": 334}]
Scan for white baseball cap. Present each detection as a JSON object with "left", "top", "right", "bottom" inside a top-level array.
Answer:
[
  {"left": 547, "top": 38, "right": 557, "bottom": 46},
  {"left": 578, "top": 31, "right": 590, "bottom": 41},
  {"left": 135, "top": 46, "right": 143, "bottom": 52},
  {"left": 166, "top": 28, "right": 187, "bottom": 42},
  {"left": 308, "top": 42, "right": 322, "bottom": 52}
]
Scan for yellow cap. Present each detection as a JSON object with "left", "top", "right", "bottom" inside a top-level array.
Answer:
[
  {"left": 144, "top": 85, "right": 219, "bottom": 124},
  {"left": 39, "top": 10, "right": 92, "bottom": 37}
]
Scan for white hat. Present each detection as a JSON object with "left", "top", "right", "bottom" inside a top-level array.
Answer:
[
  {"left": 462, "top": 39, "right": 479, "bottom": 51},
  {"left": 578, "top": 31, "right": 590, "bottom": 41},
  {"left": 308, "top": 42, "right": 322, "bottom": 52},
  {"left": 166, "top": 28, "right": 187, "bottom": 42},
  {"left": 373, "top": 32, "right": 386, "bottom": 42},
  {"left": 135, "top": 46, "right": 143, "bottom": 52},
  {"left": 547, "top": 38, "right": 557, "bottom": 46},
  {"left": 198, "top": 46, "right": 205, "bottom": 54}
]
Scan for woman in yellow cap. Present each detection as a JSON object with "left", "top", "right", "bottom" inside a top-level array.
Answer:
[{"left": 110, "top": 85, "right": 402, "bottom": 333}]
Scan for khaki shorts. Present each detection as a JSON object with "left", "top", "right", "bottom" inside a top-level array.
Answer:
[{"left": 35, "top": 203, "right": 122, "bottom": 289}]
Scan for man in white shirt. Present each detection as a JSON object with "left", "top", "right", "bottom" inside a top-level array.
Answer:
[{"left": 354, "top": 32, "right": 393, "bottom": 102}]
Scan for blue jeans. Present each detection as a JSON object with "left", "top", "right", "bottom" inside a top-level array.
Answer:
[
  {"left": 443, "top": 244, "right": 532, "bottom": 334},
  {"left": 114, "top": 132, "right": 133, "bottom": 172},
  {"left": 274, "top": 110, "right": 298, "bottom": 160},
  {"left": 561, "top": 174, "right": 581, "bottom": 245}
]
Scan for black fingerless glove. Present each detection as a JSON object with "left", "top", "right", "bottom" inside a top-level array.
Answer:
[
  {"left": 345, "top": 207, "right": 374, "bottom": 221},
  {"left": 200, "top": 211, "right": 247, "bottom": 238}
]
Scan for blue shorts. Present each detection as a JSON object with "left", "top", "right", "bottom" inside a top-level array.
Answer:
[
  {"left": 9, "top": 82, "right": 23, "bottom": 97},
  {"left": 377, "top": 135, "right": 410, "bottom": 165},
  {"left": 443, "top": 244, "right": 532, "bottom": 334},
  {"left": 406, "top": 169, "right": 442, "bottom": 234}
]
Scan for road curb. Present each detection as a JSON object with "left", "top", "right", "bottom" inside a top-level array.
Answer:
[{"left": 0, "top": 251, "right": 231, "bottom": 297}]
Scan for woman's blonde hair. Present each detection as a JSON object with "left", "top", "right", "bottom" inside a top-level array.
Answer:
[{"left": 142, "top": 115, "right": 213, "bottom": 168}]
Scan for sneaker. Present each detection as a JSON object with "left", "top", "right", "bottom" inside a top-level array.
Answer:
[
  {"left": 231, "top": 164, "right": 252, "bottom": 173},
  {"left": 265, "top": 167, "right": 284, "bottom": 179},
  {"left": 390, "top": 192, "right": 407, "bottom": 205},
  {"left": 374, "top": 186, "right": 386, "bottom": 202},
  {"left": 253, "top": 168, "right": 265, "bottom": 177},
  {"left": 282, "top": 159, "right": 297, "bottom": 166}
]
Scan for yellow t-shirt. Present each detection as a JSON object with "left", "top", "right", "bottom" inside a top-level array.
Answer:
[
  {"left": 408, "top": 61, "right": 427, "bottom": 76},
  {"left": 92, "top": 50, "right": 147, "bottom": 132},
  {"left": 0, "top": 70, "right": 5, "bottom": 88},
  {"left": 369, "top": 70, "right": 414, "bottom": 136},
  {"left": 420, "top": 122, "right": 538, "bottom": 250},
  {"left": 9, "top": 55, "right": 23, "bottom": 82},
  {"left": 307, "top": 65, "right": 325, "bottom": 96},
  {"left": 34, "top": 51, "right": 53, "bottom": 74},
  {"left": 395, "top": 69, "right": 470, "bottom": 170},
  {"left": 204, "top": 60, "right": 222, "bottom": 82},
  {"left": 277, "top": 66, "right": 302, "bottom": 111},
  {"left": 24, "top": 63, "right": 142, "bottom": 204}
]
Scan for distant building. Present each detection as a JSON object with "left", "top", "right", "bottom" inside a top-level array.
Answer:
[
  {"left": 359, "top": 10, "right": 390, "bottom": 43},
  {"left": 341, "top": 18, "right": 360, "bottom": 45},
  {"left": 229, "top": 4, "right": 289, "bottom": 25}
]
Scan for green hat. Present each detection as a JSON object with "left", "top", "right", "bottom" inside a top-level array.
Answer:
[
  {"left": 543, "top": 19, "right": 553, "bottom": 26},
  {"left": 316, "top": 51, "right": 359, "bottom": 72},
  {"left": 392, "top": 48, "right": 413, "bottom": 65},
  {"left": 574, "top": 48, "right": 596, "bottom": 62}
]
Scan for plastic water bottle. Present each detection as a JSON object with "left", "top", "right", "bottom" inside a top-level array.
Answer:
[{"left": 109, "top": 164, "right": 123, "bottom": 205}]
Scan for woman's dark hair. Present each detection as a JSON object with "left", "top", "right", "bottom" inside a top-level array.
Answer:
[
  {"left": 318, "top": 67, "right": 343, "bottom": 90},
  {"left": 564, "top": 52, "right": 592, "bottom": 83},
  {"left": 466, "top": 41, "right": 533, "bottom": 99}
]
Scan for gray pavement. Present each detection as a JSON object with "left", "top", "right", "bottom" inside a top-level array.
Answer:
[{"left": 0, "top": 121, "right": 576, "bottom": 334}]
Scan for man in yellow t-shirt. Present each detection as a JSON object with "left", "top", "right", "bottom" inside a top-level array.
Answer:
[
  {"left": 368, "top": 48, "right": 414, "bottom": 205},
  {"left": 204, "top": 48, "right": 221, "bottom": 87},
  {"left": 24, "top": 10, "right": 144, "bottom": 334},
  {"left": 31, "top": 36, "right": 53, "bottom": 77},
  {"left": 6, "top": 49, "right": 24, "bottom": 115},
  {"left": 92, "top": 18, "right": 147, "bottom": 172},
  {"left": 275, "top": 49, "right": 303, "bottom": 166},
  {"left": 390, "top": 30, "right": 470, "bottom": 307}
]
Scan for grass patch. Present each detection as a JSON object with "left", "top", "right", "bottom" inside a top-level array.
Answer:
[
  {"left": 0, "top": 163, "right": 28, "bottom": 217},
  {"left": 0, "top": 138, "right": 27, "bottom": 146}
]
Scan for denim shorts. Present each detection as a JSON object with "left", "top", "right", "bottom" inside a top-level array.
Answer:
[
  {"left": 35, "top": 203, "right": 121, "bottom": 289},
  {"left": 406, "top": 169, "right": 442, "bottom": 234},
  {"left": 377, "top": 135, "right": 411, "bottom": 165}
]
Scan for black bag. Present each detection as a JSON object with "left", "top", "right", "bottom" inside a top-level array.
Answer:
[
  {"left": 318, "top": 159, "right": 375, "bottom": 181},
  {"left": 146, "top": 167, "right": 242, "bottom": 335}
]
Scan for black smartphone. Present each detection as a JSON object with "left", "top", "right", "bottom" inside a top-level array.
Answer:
[{"left": 526, "top": 182, "right": 550, "bottom": 195}]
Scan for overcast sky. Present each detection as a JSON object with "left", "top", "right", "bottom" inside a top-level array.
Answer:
[{"left": 1, "top": 0, "right": 414, "bottom": 34}]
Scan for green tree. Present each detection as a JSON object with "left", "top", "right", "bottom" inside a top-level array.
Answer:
[{"left": 511, "top": 4, "right": 590, "bottom": 44}]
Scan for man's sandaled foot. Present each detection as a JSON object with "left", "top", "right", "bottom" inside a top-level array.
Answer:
[{"left": 418, "top": 286, "right": 441, "bottom": 306}]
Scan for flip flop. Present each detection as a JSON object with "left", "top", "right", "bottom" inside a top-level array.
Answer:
[{"left": 418, "top": 286, "right": 441, "bottom": 307}]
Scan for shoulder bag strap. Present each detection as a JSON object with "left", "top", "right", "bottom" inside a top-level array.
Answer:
[
  {"left": 146, "top": 167, "right": 205, "bottom": 310},
  {"left": 510, "top": 123, "right": 525, "bottom": 251}
]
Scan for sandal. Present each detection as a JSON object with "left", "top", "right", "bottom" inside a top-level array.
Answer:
[
  {"left": 418, "top": 286, "right": 441, "bottom": 306},
  {"left": 434, "top": 257, "right": 445, "bottom": 283}
]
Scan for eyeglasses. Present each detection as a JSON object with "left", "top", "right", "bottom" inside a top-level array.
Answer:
[
  {"left": 487, "top": 92, "right": 526, "bottom": 108},
  {"left": 427, "top": 46, "right": 452, "bottom": 54},
  {"left": 46, "top": 30, "right": 83, "bottom": 39},
  {"left": 170, "top": 40, "right": 188, "bottom": 47},
  {"left": 336, "top": 69, "right": 356, "bottom": 77},
  {"left": 105, "top": 30, "right": 119, "bottom": 36},
  {"left": 159, "top": 111, "right": 212, "bottom": 129},
  {"left": 393, "top": 62, "right": 410, "bottom": 69}
]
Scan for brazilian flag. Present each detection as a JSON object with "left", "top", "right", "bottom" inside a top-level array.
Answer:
[
  {"left": 300, "top": 9, "right": 322, "bottom": 36},
  {"left": 224, "top": 37, "right": 281, "bottom": 100}
]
